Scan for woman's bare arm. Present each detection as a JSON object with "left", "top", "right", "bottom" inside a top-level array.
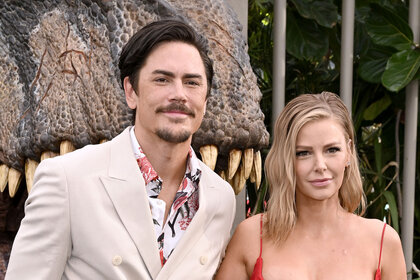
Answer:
[
  {"left": 215, "top": 215, "right": 260, "bottom": 280},
  {"left": 381, "top": 224, "right": 406, "bottom": 280}
]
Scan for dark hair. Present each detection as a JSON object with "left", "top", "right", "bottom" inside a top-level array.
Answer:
[{"left": 118, "top": 19, "right": 214, "bottom": 98}]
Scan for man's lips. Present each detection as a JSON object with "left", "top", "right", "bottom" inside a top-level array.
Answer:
[{"left": 309, "top": 178, "right": 332, "bottom": 187}]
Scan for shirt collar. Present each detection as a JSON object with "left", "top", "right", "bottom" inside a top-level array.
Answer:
[{"left": 129, "top": 126, "right": 202, "bottom": 185}]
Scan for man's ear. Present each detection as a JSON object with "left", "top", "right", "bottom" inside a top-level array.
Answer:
[
  {"left": 124, "top": 76, "right": 138, "bottom": 110},
  {"left": 203, "top": 99, "right": 207, "bottom": 116}
]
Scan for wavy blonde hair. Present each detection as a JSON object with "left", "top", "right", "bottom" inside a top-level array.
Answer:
[{"left": 264, "top": 92, "right": 366, "bottom": 245}]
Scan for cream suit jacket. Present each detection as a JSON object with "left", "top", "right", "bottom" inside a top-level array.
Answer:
[{"left": 6, "top": 127, "right": 236, "bottom": 280}]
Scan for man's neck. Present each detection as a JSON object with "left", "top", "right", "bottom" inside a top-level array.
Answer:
[{"left": 135, "top": 128, "right": 191, "bottom": 188}]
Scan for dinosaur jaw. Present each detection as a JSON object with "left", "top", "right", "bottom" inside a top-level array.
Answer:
[
  {"left": 0, "top": 142, "right": 262, "bottom": 197},
  {"left": 200, "top": 145, "right": 262, "bottom": 195}
]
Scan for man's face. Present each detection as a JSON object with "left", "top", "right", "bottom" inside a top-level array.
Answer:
[{"left": 125, "top": 41, "right": 208, "bottom": 144}]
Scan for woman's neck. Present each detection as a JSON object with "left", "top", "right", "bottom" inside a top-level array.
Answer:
[{"left": 294, "top": 197, "right": 350, "bottom": 238}]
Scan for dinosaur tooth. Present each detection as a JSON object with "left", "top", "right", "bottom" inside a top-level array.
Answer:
[
  {"left": 250, "top": 163, "right": 256, "bottom": 183},
  {"left": 253, "top": 151, "right": 262, "bottom": 190},
  {"left": 232, "top": 163, "right": 246, "bottom": 195},
  {"left": 219, "top": 170, "right": 226, "bottom": 181},
  {"left": 199, "top": 145, "right": 218, "bottom": 171},
  {"left": 60, "top": 141, "right": 75, "bottom": 155},
  {"left": 8, "top": 168, "right": 22, "bottom": 197},
  {"left": 41, "top": 151, "right": 59, "bottom": 161},
  {"left": 25, "top": 159, "right": 39, "bottom": 193},
  {"left": 242, "top": 148, "right": 254, "bottom": 180},
  {"left": 228, "top": 149, "right": 242, "bottom": 180},
  {"left": 0, "top": 164, "right": 10, "bottom": 192}
]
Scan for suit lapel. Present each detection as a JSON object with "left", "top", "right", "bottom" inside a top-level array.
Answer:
[
  {"left": 158, "top": 163, "right": 220, "bottom": 278},
  {"left": 100, "top": 127, "right": 161, "bottom": 278}
]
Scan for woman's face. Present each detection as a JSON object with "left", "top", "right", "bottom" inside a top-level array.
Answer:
[{"left": 294, "top": 118, "right": 350, "bottom": 204}]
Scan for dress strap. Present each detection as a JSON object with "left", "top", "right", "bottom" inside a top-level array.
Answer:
[
  {"left": 377, "top": 222, "right": 387, "bottom": 271},
  {"left": 259, "top": 214, "right": 263, "bottom": 258}
]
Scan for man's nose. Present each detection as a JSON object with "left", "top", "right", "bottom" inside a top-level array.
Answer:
[{"left": 169, "top": 80, "right": 187, "bottom": 102}]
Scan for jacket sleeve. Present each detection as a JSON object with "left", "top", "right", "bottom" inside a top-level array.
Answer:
[{"left": 5, "top": 158, "right": 71, "bottom": 279}]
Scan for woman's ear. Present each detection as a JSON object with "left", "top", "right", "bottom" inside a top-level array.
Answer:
[
  {"left": 346, "top": 139, "right": 352, "bottom": 165},
  {"left": 124, "top": 76, "right": 138, "bottom": 110}
]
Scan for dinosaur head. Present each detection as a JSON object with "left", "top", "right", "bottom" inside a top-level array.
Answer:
[{"left": 0, "top": 0, "right": 269, "bottom": 197}]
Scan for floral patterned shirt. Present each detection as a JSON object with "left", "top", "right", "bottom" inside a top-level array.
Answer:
[{"left": 129, "top": 127, "right": 201, "bottom": 266}]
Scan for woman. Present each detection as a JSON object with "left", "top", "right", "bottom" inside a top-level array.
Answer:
[{"left": 215, "top": 92, "right": 406, "bottom": 280}]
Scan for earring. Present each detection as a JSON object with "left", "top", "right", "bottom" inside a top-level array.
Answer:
[{"left": 346, "top": 161, "right": 350, "bottom": 167}]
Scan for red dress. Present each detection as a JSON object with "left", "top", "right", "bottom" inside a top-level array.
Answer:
[{"left": 250, "top": 215, "right": 387, "bottom": 280}]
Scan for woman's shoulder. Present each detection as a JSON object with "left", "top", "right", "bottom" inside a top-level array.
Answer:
[
  {"left": 221, "top": 214, "right": 263, "bottom": 267},
  {"left": 234, "top": 213, "right": 263, "bottom": 239},
  {"left": 352, "top": 216, "right": 402, "bottom": 248},
  {"left": 227, "top": 214, "right": 264, "bottom": 255},
  {"left": 355, "top": 216, "right": 385, "bottom": 230},
  {"left": 215, "top": 215, "right": 263, "bottom": 279},
  {"left": 354, "top": 217, "right": 406, "bottom": 278}
]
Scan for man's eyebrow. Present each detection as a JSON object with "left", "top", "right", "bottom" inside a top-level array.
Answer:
[
  {"left": 152, "top": 70, "right": 203, "bottom": 80},
  {"left": 152, "top": 69, "right": 175, "bottom": 77},
  {"left": 183, "top": 73, "right": 203, "bottom": 79}
]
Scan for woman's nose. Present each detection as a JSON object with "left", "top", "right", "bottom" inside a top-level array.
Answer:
[{"left": 314, "top": 154, "right": 327, "bottom": 172}]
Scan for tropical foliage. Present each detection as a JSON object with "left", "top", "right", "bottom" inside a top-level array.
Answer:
[{"left": 246, "top": 0, "right": 420, "bottom": 275}]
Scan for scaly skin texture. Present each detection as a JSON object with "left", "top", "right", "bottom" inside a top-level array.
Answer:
[{"left": 0, "top": 0, "right": 269, "bottom": 274}]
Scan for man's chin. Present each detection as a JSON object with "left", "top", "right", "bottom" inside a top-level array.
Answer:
[{"left": 156, "top": 129, "right": 191, "bottom": 143}]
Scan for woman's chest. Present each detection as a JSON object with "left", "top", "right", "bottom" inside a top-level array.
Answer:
[
  {"left": 261, "top": 258, "right": 376, "bottom": 280},
  {"left": 250, "top": 239, "right": 379, "bottom": 280}
]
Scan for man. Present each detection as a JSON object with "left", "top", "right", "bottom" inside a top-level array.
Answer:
[{"left": 6, "top": 19, "right": 236, "bottom": 279}]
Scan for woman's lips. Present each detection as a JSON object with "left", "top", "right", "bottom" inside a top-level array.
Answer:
[{"left": 309, "top": 178, "right": 332, "bottom": 187}]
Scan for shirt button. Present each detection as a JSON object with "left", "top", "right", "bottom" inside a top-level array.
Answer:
[
  {"left": 200, "top": 255, "right": 208, "bottom": 265},
  {"left": 112, "top": 255, "right": 123, "bottom": 266}
]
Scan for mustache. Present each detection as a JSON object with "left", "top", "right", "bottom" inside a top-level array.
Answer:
[{"left": 155, "top": 103, "right": 195, "bottom": 117}]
